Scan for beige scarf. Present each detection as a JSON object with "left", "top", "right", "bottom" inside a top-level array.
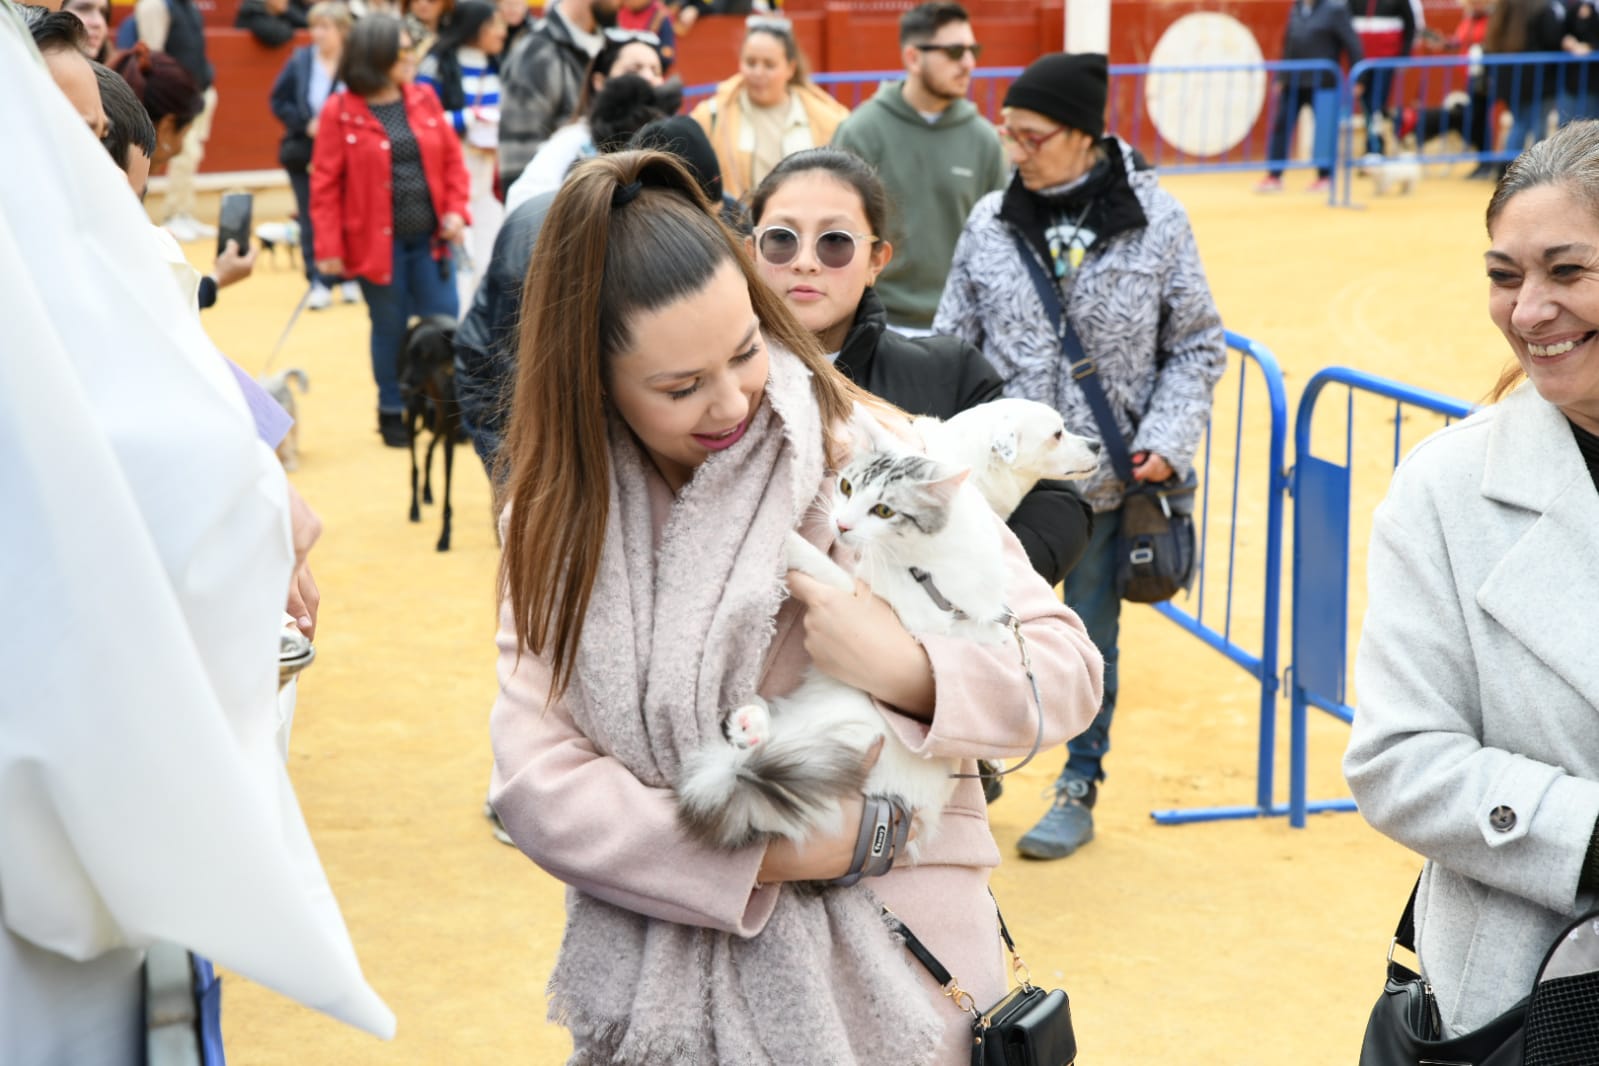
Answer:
[{"left": 547, "top": 346, "right": 942, "bottom": 1065}]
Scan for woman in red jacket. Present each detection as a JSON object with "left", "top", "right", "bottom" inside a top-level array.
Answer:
[{"left": 312, "top": 13, "right": 470, "bottom": 445}]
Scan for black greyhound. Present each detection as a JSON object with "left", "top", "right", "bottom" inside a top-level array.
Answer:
[{"left": 397, "top": 314, "right": 462, "bottom": 552}]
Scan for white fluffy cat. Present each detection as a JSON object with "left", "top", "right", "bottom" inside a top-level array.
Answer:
[{"left": 675, "top": 415, "right": 1012, "bottom": 859}]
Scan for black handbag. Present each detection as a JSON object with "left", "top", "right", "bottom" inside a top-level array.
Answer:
[
  {"left": 1009, "top": 232, "right": 1197, "bottom": 603},
  {"left": 886, "top": 899, "right": 1076, "bottom": 1066},
  {"left": 1358, "top": 876, "right": 1526, "bottom": 1066}
]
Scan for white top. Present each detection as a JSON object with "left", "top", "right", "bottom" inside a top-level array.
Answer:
[
  {"left": 504, "top": 119, "right": 594, "bottom": 213},
  {"left": 0, "top": 21, "right": 393, "bottom": 1063}
]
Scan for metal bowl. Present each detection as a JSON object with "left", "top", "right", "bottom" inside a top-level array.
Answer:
[{"left": 278, "top": 628, "right": 316, "bottom": 689}]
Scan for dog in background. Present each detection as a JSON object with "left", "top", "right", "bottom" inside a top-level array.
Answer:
[
  {"left": 913, "top": 397, "right": 1103, "bottom": 518},
  {"left": 254, "top": 219, "right": 301, "bottom": 269},
  {"left": 260, "top": 368, "right": 309, "bottom": 470},
  {"left": 397, "top": 314, "right": 462, "bottom": 552}
]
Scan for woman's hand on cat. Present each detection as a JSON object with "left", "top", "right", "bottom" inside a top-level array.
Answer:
[
  {"left": 786, "top": 571, "right": 935, "bottom": 719},
  {"left": 757, "top": 740, "right": 918, "bottom": 884}
]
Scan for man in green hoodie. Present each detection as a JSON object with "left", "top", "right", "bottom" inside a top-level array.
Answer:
[{"left": 831, "top": 1, "right": 1007, "bottom": 332}]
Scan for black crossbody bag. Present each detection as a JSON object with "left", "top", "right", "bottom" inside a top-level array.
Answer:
[
  {"left": 1010, "top": 232, "right": 1197, "bottom": 603},
  {"left": 885, "top": 899, "right": 1077, "bottom": 1066}
]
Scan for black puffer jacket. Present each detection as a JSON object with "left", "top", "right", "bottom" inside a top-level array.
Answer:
[{"left": 835, "top": 287, "right": 1094, "bottom": 586}]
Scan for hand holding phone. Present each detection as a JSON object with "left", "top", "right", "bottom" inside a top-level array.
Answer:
[{"left": 217, "top": 191, "right": 254, "bottom": 259}]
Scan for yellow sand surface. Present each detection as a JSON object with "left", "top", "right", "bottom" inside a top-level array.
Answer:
[{"left": 192, "top": 164, "right": 1509, "bottom": 1065}]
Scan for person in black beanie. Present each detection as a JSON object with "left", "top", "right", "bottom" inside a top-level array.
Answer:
[{"left": 934, "top": 51, "right": 1227, "bottom": 861}]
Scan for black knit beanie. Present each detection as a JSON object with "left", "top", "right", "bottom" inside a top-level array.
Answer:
[{"left": 1002, "top": 52, "right": 1108, "bottom": 138}]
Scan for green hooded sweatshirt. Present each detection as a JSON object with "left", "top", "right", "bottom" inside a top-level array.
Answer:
[{"left": 831, "top": 81, "right": 1008, "bottom": 329}]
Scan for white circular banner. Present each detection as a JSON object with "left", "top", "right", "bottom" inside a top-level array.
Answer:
[{"left": 1144, "top": 14, "right": 1268, "bottom": 159}]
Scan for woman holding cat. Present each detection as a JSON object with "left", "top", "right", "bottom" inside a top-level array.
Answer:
[
  {"left": 487, "top": 149, "right": 1103, "bottom": 1065},
  {"left": 748, "top": 148, "right": 1095, "bottom": 591}
]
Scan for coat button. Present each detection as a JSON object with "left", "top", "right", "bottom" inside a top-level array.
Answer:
[
  {"left": 346, "top": 133, "right": 356, "bottom": 144},
  {"left": 1489, "top": 805, "right": 1517, "bottom": 832},
  {"left": 380, "top": 140, "right": 390, "bottom": 150},
  {"left": 383, "top": 226, "right": 392, "bottom": 235}
]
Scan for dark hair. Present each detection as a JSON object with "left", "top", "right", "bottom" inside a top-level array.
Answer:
[
  {"left": 588, "top": 73, "right": 668, "bottom": 152},
  {"left": 109, "top": 45, "right": 203, "bottom": 130},
  {"left": 574, "top": 32, "right": 664, "bottom": 117},
  {"left": 749, "top": 148, "right": 892, "bottom": 241},
  {"left": 1484, "top": 119, "right": 1599, "bottom": 402},
  {"left": 94, "top": 61, "right": 156, "bottom": 169},
  {"left": 743, "top": 19, "right": 809, "bottom": 87},
  {"left": 30, "top": 9, "right": 88, "bottom": 54},
  {"left": 899, "top": 1, "right": 969, "bottom": 45},
  {"left": 429, "top": 0, "right": 492, "bottom": 53},
  {"left": 630, "top": 114, "right": 725, "bottom": 203},
  {"left": 339, "top": 13, "right": 405, "bottom": 97},
  {"left": 499, "top": 150, "right": 859, "bottom": 696}
]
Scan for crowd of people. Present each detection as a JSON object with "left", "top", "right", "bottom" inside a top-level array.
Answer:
[{"left": 11, "top": 0, "right": 1599, "bottom": 1061}]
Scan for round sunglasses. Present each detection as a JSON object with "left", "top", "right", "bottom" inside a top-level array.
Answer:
[{"left": 753, "top": 225, "right": 878, "bottom": 269}]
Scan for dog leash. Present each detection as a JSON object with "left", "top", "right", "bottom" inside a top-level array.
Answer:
[{"left": 261, "top": 283, "right": 315, "bottom": 377}]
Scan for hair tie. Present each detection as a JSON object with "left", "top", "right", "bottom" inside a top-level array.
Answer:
[{"left": 612, "top": 181, "right": 643, "bottom": 208}]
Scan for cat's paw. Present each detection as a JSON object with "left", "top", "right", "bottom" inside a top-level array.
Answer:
[{"left": 724, "top": 702, "right": 771, "bottom": 750}]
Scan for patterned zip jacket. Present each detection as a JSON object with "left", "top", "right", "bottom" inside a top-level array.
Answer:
[{"left": 933, "top": 139, "right": 1226, "bottom": 513}]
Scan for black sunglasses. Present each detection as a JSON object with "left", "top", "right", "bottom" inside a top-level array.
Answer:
[
  {"left": 754, "top": 225, "right": 878, "bottom": 269},
  {"left": 914, "top": 42, "right": 982, "bottom": 60}
]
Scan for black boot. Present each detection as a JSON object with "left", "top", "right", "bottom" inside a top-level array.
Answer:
[{"left": 378, "top": 411, "right": 410, "bottom": 447}]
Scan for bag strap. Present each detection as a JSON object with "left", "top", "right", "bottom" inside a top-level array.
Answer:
[
  {"left": 1008, "top": 229, "right": 1135, "bottom": 484},
  {"left": 1395, "top": 873, "right": 1421, "bottom": 954},
  {"left": 885, "top": 892, "right": 1034, "bottom": 1017}
]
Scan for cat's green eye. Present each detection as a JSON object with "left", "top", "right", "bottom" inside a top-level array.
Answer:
[
  {"left": 870, "top": 503, "right": 896, "bottom": 519},
  {"left": 839, "top": 478, "right": 852, "bottom": 497}
]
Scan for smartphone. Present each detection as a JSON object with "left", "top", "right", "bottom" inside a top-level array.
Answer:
[{"left": 217, "top": 191, "right": 254, "bottom": 258}]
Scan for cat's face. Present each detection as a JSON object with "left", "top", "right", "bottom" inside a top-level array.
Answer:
[{"left": 831, "top": 451, "right": 968, "bottom": 554}]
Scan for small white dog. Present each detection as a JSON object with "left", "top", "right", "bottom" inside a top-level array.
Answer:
[
  {"left": 914, "top": 397, "right": 1102, "bottom": 517},
  {"left": 1364, "top": 152, "right": 1422, "bottom": 196},
  {"left": 260, "top": 368, "right": 309, "bottom": 470}
]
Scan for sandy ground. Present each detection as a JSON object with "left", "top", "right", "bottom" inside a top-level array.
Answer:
[{"left": 190, "top": 163, "right": 1510, "bottom": 1064}]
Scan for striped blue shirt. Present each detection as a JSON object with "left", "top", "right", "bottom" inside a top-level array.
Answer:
[{"left": 417, "top": 46, "right": 502, "bottom": 139}]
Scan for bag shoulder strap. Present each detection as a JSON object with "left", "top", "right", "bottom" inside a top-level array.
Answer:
[
  {"left": 1008, "top": 229, "right": 1135, "bottom": 483},
  {"left": 1396, "top": 872, "right": 1421, "bottom": 953},
  {"left": 885, "top": 892, "right": 1019, "bottom": 991}
]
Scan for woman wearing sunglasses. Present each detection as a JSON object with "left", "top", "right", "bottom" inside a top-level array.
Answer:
[
  {"left": 749, "top": 148, "right": 1094, "bottom": 596},
  {"left": 690, "top": 16, "right": 849, "bottom": 200}
]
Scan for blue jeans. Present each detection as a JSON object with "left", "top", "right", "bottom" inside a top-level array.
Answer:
[
  {"left": 1061, "top": 509, "right": 1121, "bottom": 785},
  {"left": 1361, "top": 67, "right": 1396, "bottom": 155},
  {"left": 1504, "top": 99, "right": 1551, "bottom": 161},
  {"left": 1266, "top": 83, "right": 1337, "bottom": 179},
  {"left": 287, "top": 169, "right": 335, "bottom": 287},
  {"left": 359, "top": 234, "right": 458, "bottom": 412}
]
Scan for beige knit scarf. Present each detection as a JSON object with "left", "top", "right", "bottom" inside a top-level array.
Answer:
[{"left": 547, "top": 346, "right": 942, "bottom": 1065}]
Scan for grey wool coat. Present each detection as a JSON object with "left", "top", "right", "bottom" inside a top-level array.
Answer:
[
  {"left": 931, "top": 143, "right": 1226, "bottom": 514},
  {"left": 1345, "top": 382, "right": 1599, "bottom": 1036}
]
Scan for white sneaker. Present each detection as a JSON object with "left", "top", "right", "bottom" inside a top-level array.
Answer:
[
  {"left": 339, "top": 280, "right": 362, "bottom": 304},
  {"left": 179, "top": 213, "right": 218, "bottom": 238},
  {"left": 163, "top": 215, "right": 201, "bottom": 242},
  {"left": 307, "top": 283, "right": 333, "bottom": 310}
]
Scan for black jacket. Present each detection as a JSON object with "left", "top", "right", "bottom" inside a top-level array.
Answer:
[
  {"left": 235, "top": 0, "right": 308, "bottom": 48},
  {"left": 834, "top": 288, "right": 1093, "bottom": 586},
  {"left": 1280, "top": 0, "right": 1364, "bottom": 89},
  {"left": 454, "top": 191, "right": 554, "bottom": 474}
]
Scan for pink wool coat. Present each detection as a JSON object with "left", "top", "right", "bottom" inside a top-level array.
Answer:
[{"left": 490, "top": 462, "right": 1104, "bottom": 1064}]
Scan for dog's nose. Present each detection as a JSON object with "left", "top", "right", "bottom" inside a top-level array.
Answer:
[
  {"left": 1087, "top": 440, "right": 1102, "bottom": 454},
  {"left": 836, "top": 520, "right": 852, "bottom": 534}
]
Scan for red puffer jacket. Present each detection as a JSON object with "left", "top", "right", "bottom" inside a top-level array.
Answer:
[{"left": 309, "top": 82, "right": 471, "bottom": 286}]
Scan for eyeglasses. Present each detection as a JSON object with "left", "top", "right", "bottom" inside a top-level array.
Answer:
[
  {"left": 997, "top": 124, "right": 1068, "bottom": 153},
  {"left": 754, "top": 225, "right": 878, "bottom": 269},
  {"left": 604, "top": 27, "right": 662, "bottom": 47},
  {"left": 914, "top": 42, "right": 982, "bottom": 60}
]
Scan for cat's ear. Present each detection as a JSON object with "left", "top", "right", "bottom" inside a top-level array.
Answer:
[{"left": 921, "top": 464, "right": 971, "bottom": 507}]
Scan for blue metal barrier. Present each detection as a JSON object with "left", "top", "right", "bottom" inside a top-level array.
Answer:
[
  {"left": 1148, "top": 330, "right": 1291, "bottom": 825},
  {"left": 1286, "top": 368, "right": 1474, "bottom": 826},
  {"left": 1341, "top": 52, "right": 1599, "bottom": 206}
]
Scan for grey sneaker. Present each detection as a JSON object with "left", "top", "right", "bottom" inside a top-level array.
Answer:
[{"left": 1016, "top": 777, "right": 1097, "bottom": 860}]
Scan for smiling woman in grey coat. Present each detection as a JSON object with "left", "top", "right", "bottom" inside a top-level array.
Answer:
[{"left": 1345, "top": 118, "right": 1599, "bottom": 1038}]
